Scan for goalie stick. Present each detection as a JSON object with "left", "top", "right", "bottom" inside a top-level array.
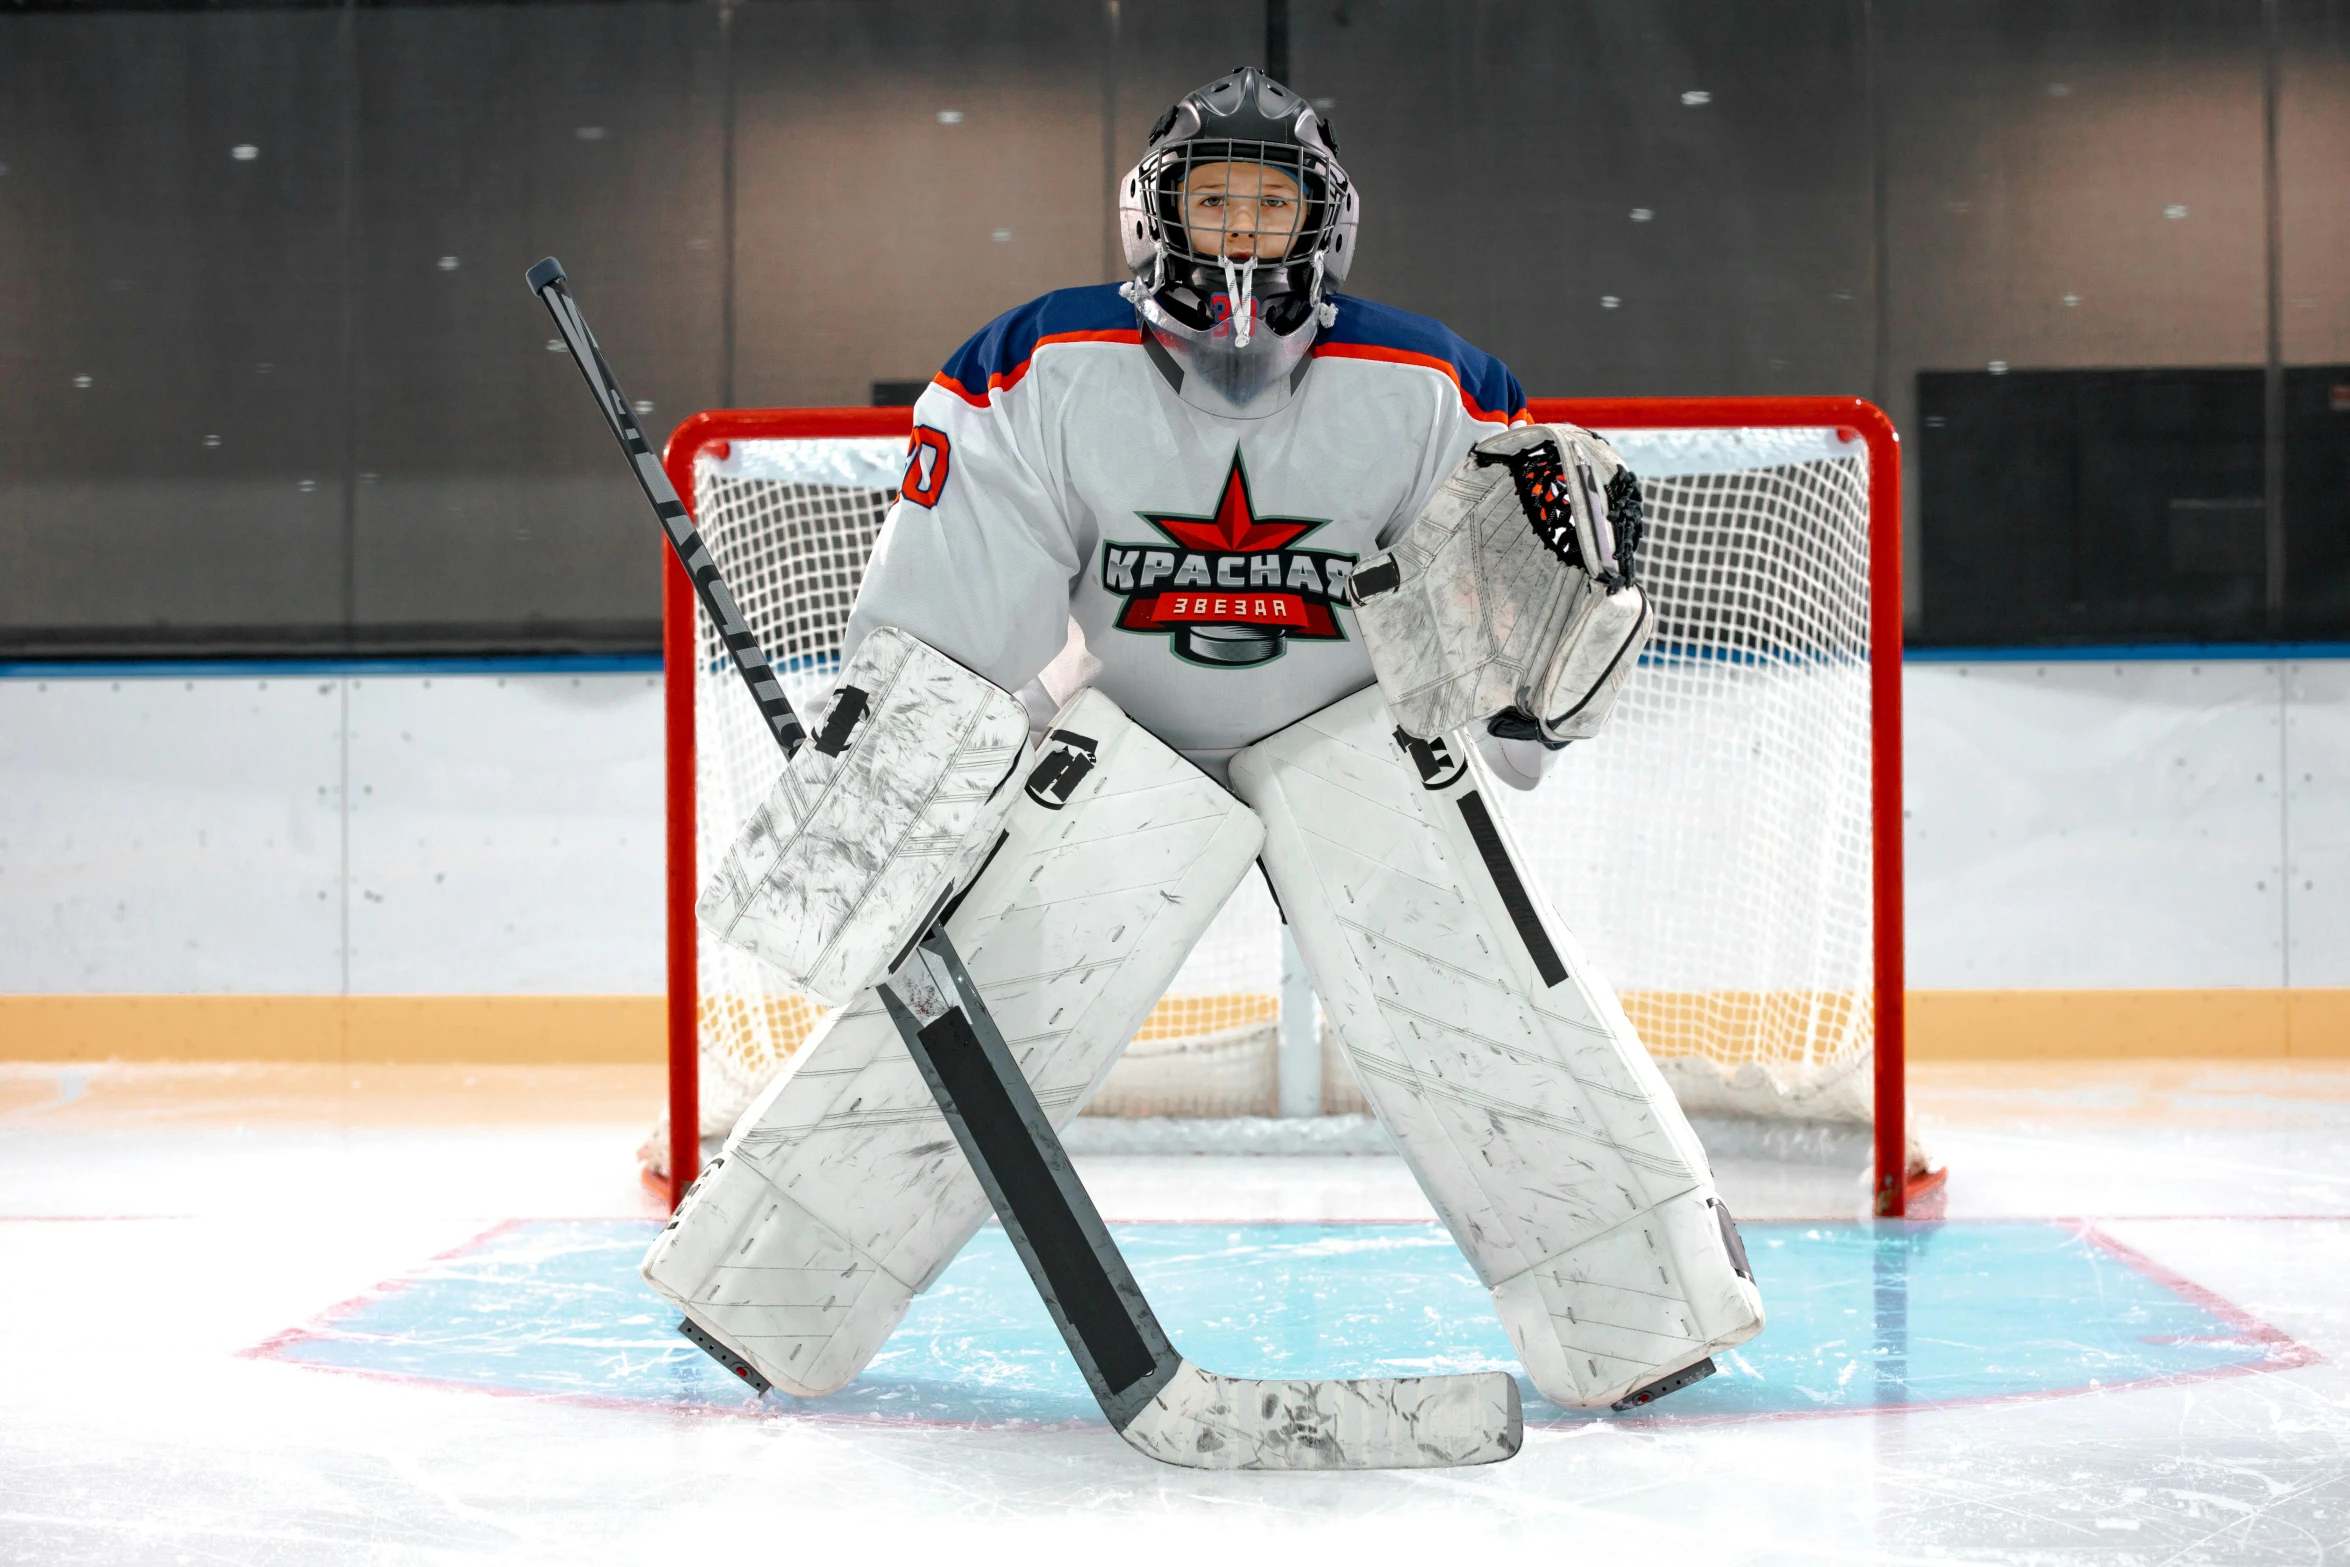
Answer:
[{"left": 526, "top": 257, "right": 1521, "bottom": 1470}]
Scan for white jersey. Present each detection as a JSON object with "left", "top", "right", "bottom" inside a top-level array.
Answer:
[{"left": 845, "top": 285, "right": 1528, "bottom": 774}]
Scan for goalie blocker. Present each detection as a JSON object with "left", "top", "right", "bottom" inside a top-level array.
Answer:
[
  {"left": 696, "top": 625, "right": 1031, "bottom": 1008},
  {"left": 1230, "top": 684, "right": 1765, "bottom": 1409}
]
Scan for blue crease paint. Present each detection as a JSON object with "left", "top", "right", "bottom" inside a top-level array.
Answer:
[{"left": 256, "top": 1219, "right": 2304, "bottom": 1427}]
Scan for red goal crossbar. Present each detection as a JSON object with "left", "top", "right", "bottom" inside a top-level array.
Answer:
[{"left": 657, "top": 397, "right": 1914, "bottom": 1216}]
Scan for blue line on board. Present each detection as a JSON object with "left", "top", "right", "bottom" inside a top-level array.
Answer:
[
  {"left": 1908, "top": 641, "right": 2350, "bottom": 664},
  {"left": 0, "top": 653, "right": 664, "bottom": 681},
  {"left": 5, "top": 643, "right": 2347, "bottom": 682}
]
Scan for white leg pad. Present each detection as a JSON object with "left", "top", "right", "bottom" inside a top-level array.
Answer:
[
  {"left": 1229, "top": 684, "right": 1763, "bottom": 1409},
  {"left": 643, "top": 688, "right": 1265, "bottom": 1396}
]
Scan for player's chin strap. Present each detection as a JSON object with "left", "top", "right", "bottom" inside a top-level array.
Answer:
[
  {"left": 1117, "top": 243, "right": 1161, "bottom": 307},
  {"left": 1121, "top": 244, "right": 1340, "bottom": 334},
  {"left": 1221, "top": 255, "right": 1258, "bottom": 347}
]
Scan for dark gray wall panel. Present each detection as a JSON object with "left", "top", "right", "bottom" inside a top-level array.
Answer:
[
  {"left": 2280, "top": 0, "right": 2350, "bottom": 365},
  {"left": 1880, "top": 0, "right": 2271, "bottom": 632},
  {"left": 2283, "top": 367, "right": 2350, "bottom": 636},
  {"left": 726, "top": 0, "right": 1259, "bottom": 407},
  {"left": 1292, "top": 1, "right": 1875, "bottom": 401},
  {"left": 1917, "top": 368, "right": 2270, "bottom": 644},
  {"left": 1, "top": 0, "right": 2342, "bottom": 656},
  {"left": 2278, "top": 0, "right": 2350, "bottom": 640},
  {"left": 350, "top": 3, "right": 725, "bottom": 651},
  {"left": 0, "top": 11, "right": 351, "bottom": 654},
  {"left": 1108, "top": 1, "right": 1269, "bottom": 284},
  {"left": 1882, "top": 2, "right": 2269, "bottom": 377},
  {"left": 730, "top": 0, "right": 1112, "bottom": 409}
]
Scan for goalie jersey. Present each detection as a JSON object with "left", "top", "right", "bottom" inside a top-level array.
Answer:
[{"left": 846, "top": 284, "right": 1527, "bottom": 773}]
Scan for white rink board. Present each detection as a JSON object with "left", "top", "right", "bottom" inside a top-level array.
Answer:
[
  {"left": 2287, "top": 659, "right": 2350, "bottom": 986},
  {"left": 0, "top": 665, "right": 662, "bottom": 995},
  {"left": 1903, "top": 658, "right": 2291, "bottom": 989},
  {"left": 0, "top": 673, "right": 344, "bottom": 992},
  {"left": 1, "top": 654, "right": 2344, "bottom": 997},
  {"left": 343, "top": 672, "right": 665, "bottom": 993}
]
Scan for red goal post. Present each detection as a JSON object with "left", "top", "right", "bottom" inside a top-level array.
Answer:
[{"left": 658, "top": 397, "right": 1914, "bottom": 1215}]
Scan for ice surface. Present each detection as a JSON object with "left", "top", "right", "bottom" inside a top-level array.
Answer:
[{"left": 2, "top": 1060, "right": 2347, "bottom": 1563}]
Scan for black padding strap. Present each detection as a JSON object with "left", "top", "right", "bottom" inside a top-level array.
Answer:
[
  {"left": 885, "top": 882, "right": 958, "bottom": 979},
  {"left": 1457, "top": 790, "right": 1568, "bottom": 989},
  {"left": 937, "top": 831, "right": 1009, "bottom": 929},
  {"left": 1348, "top": 559, "right": 1401, "bottom": 601},
  {"left": 812, "top": 686, "right": 869, "bottom": 756},
  {"left": 1713, "top": 1197, "right": 1754, "bottom": 1281},
  {"left": 1486, "top": 706, "right": 1570, "bottom": 750},
  {"left": 1025, "top": 748, "right": 1093, "bottom": 809}
]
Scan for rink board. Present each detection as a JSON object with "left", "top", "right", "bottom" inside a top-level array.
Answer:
[{"left": 248, "top": 1218, "right": 2312, "bottom": 1427}]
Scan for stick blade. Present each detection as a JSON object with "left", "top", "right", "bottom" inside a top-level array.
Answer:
[{"left": 1114, "top": 1361, "right": 1522, "bottom": 1470}]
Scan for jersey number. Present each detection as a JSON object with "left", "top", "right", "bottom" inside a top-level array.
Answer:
[{"left": 902, "top": 425, "right": 951, "bottom": 508}]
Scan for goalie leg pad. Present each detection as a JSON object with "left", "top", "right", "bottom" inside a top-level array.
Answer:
[
  {"left": 643, "top": 688, "right": 1265, "bottom": 1396},
  {"left": 1229, "top": 685, "right": 1763, "bottom": 1409},
  {"left": 696, "top": 625, "right": 1032, "bottom": 1008}
]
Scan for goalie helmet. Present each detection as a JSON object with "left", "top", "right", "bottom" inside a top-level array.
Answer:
[{"left": 1118, "top": 66, "right": 1359, "bottom": 419}]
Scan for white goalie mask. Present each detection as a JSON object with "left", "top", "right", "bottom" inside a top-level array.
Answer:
[{"left": 1118, "top": 67, "right": 1359, "bottom": 420}]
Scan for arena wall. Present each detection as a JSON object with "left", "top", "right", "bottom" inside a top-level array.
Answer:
[{"left": 2, "top": 652, "right": 2342, "bottom": 1063}]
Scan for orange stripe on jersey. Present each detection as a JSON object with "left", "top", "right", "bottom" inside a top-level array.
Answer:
[
  {"left": 932, "top": 372, "right": 990, "bottom": 409},
  {"left": 1308, "top": 342, "right": 1532, "bottom": 427},
  {"left": 932, "top": 328, "right": 1145, "bottom": 407}
]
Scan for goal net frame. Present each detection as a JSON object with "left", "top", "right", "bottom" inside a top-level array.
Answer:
[{"left": 656, "top": 397, "right": 1912, "bottom": 1214}]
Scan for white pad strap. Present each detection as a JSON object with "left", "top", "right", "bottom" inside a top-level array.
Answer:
[{"left": 697, "top": 626, "right": 1030, "bottom": 1008}]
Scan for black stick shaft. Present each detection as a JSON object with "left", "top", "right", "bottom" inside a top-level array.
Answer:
[
  {"left": 525, "top": 257, "right": 805, "bottom": 757},
  {"left": 880, "top": 938, "right": 1182, "bottom": 1429}
]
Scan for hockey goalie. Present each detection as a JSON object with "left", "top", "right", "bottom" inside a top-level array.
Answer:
[{"left": 642, "top": 66, "right": 1764, "bottom": 1418}]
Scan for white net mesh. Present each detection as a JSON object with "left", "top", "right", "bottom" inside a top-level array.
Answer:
[
  {"left": 672, "top": 419, "right": 1878, "bottom": 1142},
  {"left": 1505, "top": 428, "right": 1877, "bottom": 1122}
]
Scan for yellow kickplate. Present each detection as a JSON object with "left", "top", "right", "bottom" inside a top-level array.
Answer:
[
  {"left": 0, "top": 995, "right": 663, "bottom": 1064},
  {"left": 1909, "top": 989, "right": 2350, "bottom": 1060}
]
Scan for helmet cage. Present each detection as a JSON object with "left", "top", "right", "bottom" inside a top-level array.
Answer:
[{"left": 1133, "top": 137, "right": 1346, "bottom": 338}]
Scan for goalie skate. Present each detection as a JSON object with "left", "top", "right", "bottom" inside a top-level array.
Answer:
[
  {"left": 641, "top": 688, "right": 1263, "bottom": 1396},
  {"left": 1230, "top": 685, "right": 1764, "bottom": 1409}
]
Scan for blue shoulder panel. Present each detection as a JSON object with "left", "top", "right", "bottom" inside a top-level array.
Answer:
[
  {"left": 936, "top": 284, "right": 1140, "bottom": 400},
  {"left": 1316, "top": 295, "right": 1528, "bottom": 422}
]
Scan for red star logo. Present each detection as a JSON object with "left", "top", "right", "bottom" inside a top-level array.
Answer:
[{"left": 1141, "top": 450, "right": 1322, "bottom": 553}]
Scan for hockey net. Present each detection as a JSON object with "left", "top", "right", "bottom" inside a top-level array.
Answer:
[{"left": 653, "top": 399, "right": 1904, "bottom": 1193}]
